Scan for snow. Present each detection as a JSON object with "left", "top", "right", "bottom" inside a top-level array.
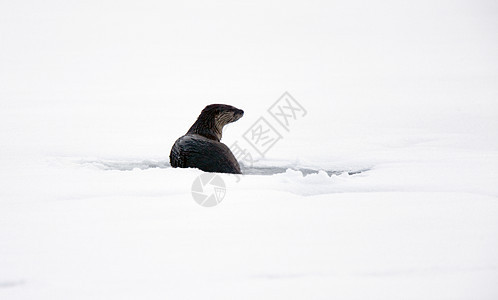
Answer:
[{"left": 1, "top": 0, "right": 498, "bottom": 299}]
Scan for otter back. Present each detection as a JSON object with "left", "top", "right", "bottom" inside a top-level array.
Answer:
[{"left": 170, "top": 134, "right": 241, "bottom": 174}]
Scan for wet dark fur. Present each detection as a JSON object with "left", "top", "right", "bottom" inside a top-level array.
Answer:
[{"left": 170, "top": 104, "right": 244, "bottom": 174}]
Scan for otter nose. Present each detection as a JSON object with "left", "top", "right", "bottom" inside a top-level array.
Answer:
[{"left": 237, "top": 109, "right": 244, "bottom": 116}]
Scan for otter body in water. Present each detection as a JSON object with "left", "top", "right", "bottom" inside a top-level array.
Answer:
[{"left": 170, "top": 104, "right": 244, "bottom": 174}]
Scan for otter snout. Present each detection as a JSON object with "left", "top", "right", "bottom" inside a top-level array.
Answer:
[{"left": 232, "top": 108, "right": 244, "bottom": 122}]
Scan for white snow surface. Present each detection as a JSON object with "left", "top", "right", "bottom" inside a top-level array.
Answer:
[{"left": 1, "top": 0, "right": 498, "bottom": 299}]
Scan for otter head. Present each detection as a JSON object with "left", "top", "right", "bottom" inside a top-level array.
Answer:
[{"left": 187, "top": 104, "right": 244, "bottom": 142}]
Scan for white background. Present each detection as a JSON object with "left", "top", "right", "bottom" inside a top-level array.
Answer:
[{"left": 1, "top": 1, "right": 497, "bottom": 299}]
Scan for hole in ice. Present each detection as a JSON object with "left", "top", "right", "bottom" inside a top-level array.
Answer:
[
  {"left": 77, "top": 159, "right": 170, "bottom": 171},
  {"left": 0, "top": 280, "right": 25, "bottom": 288},
  {"left": 241, "top": 165, "right": 370, "bottom": 176},
  {"left": 76, "top": 159, "right": 370, "bottom": 176}
]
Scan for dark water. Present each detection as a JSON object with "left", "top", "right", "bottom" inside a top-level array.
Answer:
[
  {"left": 78, "top": 159, "right": 170, "bottom": 171},
  {"left": 77, "top": 159, "right": 370, "bottom": 176},
  {"left": 241, "top": 165, "right": 369, "bottom": 176}
]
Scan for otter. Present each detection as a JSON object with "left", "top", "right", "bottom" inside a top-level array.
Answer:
[{"left": 169, "top": 104, "right": 244, "bottom": 174}]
